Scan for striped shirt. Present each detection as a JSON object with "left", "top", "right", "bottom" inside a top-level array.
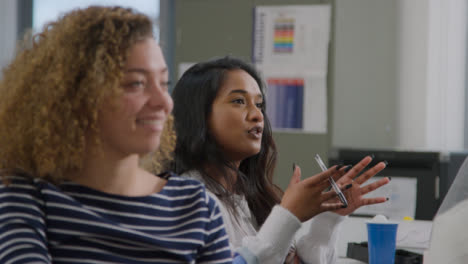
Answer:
[{"left": 0, "top": 174, "right": 239, "bottom": 264}]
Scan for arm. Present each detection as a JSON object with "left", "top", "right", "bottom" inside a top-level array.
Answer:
[
  {"left": 238, "top": 166, "right": 345, "bottom": 264},
  {"left": 241, "top": 205, "right": 301, "bottom": 263},
  {"left": 0, "top": 176, "right": 50, "bottom": 263},
  {"left": 194, "top": 166, "right": 344, "bottom": 264},
  {"left": 296, "top": 212, "right": 345, "bottom": 264},
  {"left": 197, "top": 191, "right": 259, "bottom": 264}
]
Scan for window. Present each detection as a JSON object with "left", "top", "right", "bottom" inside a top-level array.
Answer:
[{"left": 33, "top": 0, "right": 160, "bottom": 41}]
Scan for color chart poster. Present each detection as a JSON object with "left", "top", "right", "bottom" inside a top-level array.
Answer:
[
  {"left": 254, "top": 5, "right": 330, "bottom": 134},
  {"left": 261, "top": 71, "right": 327, "bottom": 133},
  {"left": 273, "top": 18, "right": 295, "bottom": 54},
  {"left": 253, "top": 5, "right": 331, "bottom": 72}
]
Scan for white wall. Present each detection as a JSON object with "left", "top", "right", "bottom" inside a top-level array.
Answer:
[
  {"left": 333, "top": 0, "right": 399, "bottom": 149},
  {"left": 398, "top": 0, "right": 467, "bottom": 151},
  {"left": 333, "top": 0, "right": 467, "bottom": 152},
  {"left": 426, "top": 0, "right": 466, "bottom": 151},
  {"left": 0, "top": 0, "right": 17, "bottom": 78},
  {"left": 397, "top": 0, "right": 429, "bottom": 150}
]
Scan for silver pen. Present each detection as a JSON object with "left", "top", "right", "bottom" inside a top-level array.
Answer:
[{"left": 315, "top": 154, "right": 348, "bottom": 208}]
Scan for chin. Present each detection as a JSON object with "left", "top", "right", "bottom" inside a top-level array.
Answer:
[
  {"left": 244, "top": 147, "right": 262, "bottom": 159},
  {"left": 138, "top": 140, "right": 161, "bottom": 155},
  {"left": 253, "top": 144, "right": 262, "bottom": 154}
]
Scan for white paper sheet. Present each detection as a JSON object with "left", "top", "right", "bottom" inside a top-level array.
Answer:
[
  {"left": 253, "top": 4, "right": 331, "bottom": 72},
  {"left": 253, "top": 5, "right": 331, "bottom": 133},
  {"left": 352, "top": 176, "right": 417, "bottom": 220}
]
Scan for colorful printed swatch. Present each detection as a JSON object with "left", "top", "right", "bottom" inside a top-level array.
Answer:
[{"left": 273, "top": 18, "right": 295, "bottom": 53}]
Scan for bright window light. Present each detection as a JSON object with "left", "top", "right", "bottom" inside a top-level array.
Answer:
[{"left": 33, "top": 0, "right": 160, "bottom": 41}]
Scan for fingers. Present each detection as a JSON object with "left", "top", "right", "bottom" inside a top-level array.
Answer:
[
  {"left": 333, "top": 165, "right": 353, "bottom": 185},
  {"left": 286, "top": 164, "right": 302, "bottom": 191},
  {"left": 353, "top": 161, "right": 387, "bottom": 185},
  {"left": 303, "top": 166, "right": 339, "bottom": 189},
  {"left": 344, "top": 156, "right": 373, "bottom": 179},
  {"left": 331, "top": 167, "right": 348, "bottom": 184},
  {"left": 360, "top": 176, "right": 390, "bottom": 196},
  {"left": 320, "top": 189, "right": 338, "bottom": 203},
  {"left": 341, "top": 182, "right": 354, "bottom": 192},
  {"left": 359, "top": 197, "right": 388, "bottom": 206},
  {"left": 290, "top": 164, "right": 302, "bottom": 184},
  {"left": 320, "top": 201, "right": 345, "bottom": 212}
]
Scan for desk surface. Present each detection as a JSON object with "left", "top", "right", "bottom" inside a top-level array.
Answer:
[
  {"left": 337, "top": 258, "right": 365, "bottom": 264},
  {"left": 337, "top": 216, "right": 432, "bottom": 261},
  {"left": 338, "top": 217, "right": 432, "bottom": 257},
  {"left": 293, "top": 215, "right": 431, "bottom": 262}
]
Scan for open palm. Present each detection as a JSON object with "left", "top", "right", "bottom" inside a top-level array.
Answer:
[{"left": 331, "top": 156, "right": 390, "bottom": 216}]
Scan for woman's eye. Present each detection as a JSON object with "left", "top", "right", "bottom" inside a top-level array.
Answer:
[
  {"left": 232, "top": 98, "right": 245, "bottom": 104},
  {"left": 124, "top": 81, "right": 145, "bottom": 91},
  {"left": 256, "top": 102, "right": 264, "bottom": 108},
  {"left": 160, "top": 81, "right": 171, "bottom": 91}
]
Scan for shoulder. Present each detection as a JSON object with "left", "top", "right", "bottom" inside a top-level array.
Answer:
[
  {"left": 179, "top": 170, "right": 206, "bottom": 183},
  {"left": 163, "top": 172, "right": 214, "bottom": 205},
  {"left": 0, "top": 174, "right": 51, "bottom": 224},
  {"left": 0, "top": 174, "right": 49, "bottom": 201},
  {"left": 0, "top": 175, "right": 51, "bottom": 262},
  {"left": 165, "top": 172, "right": 206, "bottom": 191},
  {"left": 161, "top": 173, "right": 224, "bottom": 227},
  {"left": 179, "top": 171, "right": 236, "bottom": 215},
  {"left": 0, "top": 174, "right": 72, "bottom": 215}
]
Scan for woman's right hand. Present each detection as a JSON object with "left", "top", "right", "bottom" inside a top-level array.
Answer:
[{"left": 280, "top": 165, "right": 344, "bottom": 222}]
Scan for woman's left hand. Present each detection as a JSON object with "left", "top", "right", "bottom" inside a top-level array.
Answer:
[{"left": 331, "top": 156, "right": 390, "bottom": 216}]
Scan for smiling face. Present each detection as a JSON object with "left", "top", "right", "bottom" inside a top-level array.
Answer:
[
  {"left": 97, "top": 38, "right": 173, "bottom": 157},
  {"left": 208, "top": 69, "right": 264, "bottom": 163}
]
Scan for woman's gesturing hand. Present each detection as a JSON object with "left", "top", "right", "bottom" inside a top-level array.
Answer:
[
  {"left": 332, "top": 156, "right": 390, "bottom": 216},
  {"left": 280, "top": 165, "right": 345, "bottom": 222}
]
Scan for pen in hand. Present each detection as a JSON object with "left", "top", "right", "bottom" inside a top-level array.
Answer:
[{"left": 315, "top": 154, "right": 348, "bottom": 208}]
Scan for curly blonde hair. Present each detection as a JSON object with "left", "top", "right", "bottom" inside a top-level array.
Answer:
[{"left": 0, "top": 6, "right": 175, "bottom": 183}]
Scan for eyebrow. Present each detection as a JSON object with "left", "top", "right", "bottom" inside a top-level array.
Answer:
[
  {"left": 124, "top": 67, "right": 168, "bottom": 74},
  {"left": 228, "top": 89, "right": 263, "bottom": 99}
]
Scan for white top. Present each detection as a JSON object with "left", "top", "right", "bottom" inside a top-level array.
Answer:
[{"left": 182, "top": 170, "right": 346, "bottom": 264}]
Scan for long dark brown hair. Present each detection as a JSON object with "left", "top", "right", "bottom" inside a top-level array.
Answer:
[{"left": 172, "top": 56, "right": 282, "bottom": 226}]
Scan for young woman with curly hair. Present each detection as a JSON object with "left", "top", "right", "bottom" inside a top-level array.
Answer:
[
  {"left": 172, "top": 57, "right": 391, "bottom": 263},
  {"left": 0, "top": 7, "right": 255, "bottom": 263}
]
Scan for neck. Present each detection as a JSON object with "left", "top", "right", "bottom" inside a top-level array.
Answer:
[
  {"left": 204, "top": 161, "right": 239, "bottom": 192},
  {"left": 69, "top": 147, "right": 164, "bottom": 196}
]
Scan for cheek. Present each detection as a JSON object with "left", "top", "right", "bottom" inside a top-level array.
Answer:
[
  {"left": 211, "top": 109, "right": 237, "bottom": 130},
  {"left": 165, "top": 93, "right": 174, "bottom": 113},
  {"left": 118, "top": 97, "right": 143, "bottom": 116},
  {"left": 209, "top": 110, "right": 243, "bottom": 147}
]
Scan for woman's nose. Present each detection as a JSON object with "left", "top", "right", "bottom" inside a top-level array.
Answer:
[
  {"left": 248, "top": 104, "right": 264, "bottom": 122},
  {"left": 147, "top": 84, "right": 173, "bottom": 113}
]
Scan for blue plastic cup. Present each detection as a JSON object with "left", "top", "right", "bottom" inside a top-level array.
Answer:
[{"left": 366, "top": 222, "right": 398, "bottom": 264}]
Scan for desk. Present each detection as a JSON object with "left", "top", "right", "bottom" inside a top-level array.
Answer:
[
  {"left": 336, "top": 216, "right": 431, "bottom": 262},
  {"left": 337, "top": 258, "right": 365, "bottom": 264},
  {"left": 294, "top": 215, "right": 431, "bottom": 263}
]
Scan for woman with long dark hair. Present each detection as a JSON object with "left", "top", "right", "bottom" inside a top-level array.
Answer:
[{"left": 172, "top": 56, "right": 390, "bottom": 263}]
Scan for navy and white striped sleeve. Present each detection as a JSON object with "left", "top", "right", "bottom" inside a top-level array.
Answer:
[
  {"left": 198, "top": 191, "right": 258, "bottom": 264},
  {"left": 195, "top": 191, "right": 233, "bottom": 263},
  {"left": 0, "top": 176, "right": 50, "bottom": 263}
]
